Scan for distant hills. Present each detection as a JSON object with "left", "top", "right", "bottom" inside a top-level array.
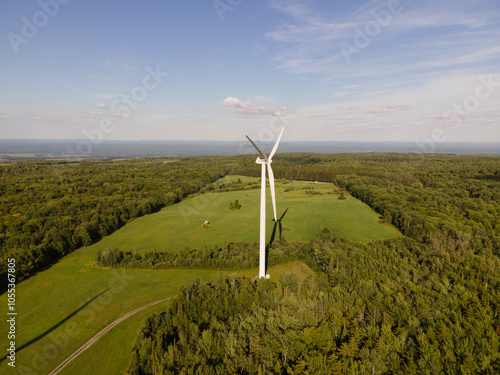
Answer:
[{"left": 0, "top": 139, "right": 499, "bottom": 160}]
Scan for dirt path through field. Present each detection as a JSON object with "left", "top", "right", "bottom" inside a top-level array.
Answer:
[{"left": 48, "top": 297, "right": 172, "bottom": 375}]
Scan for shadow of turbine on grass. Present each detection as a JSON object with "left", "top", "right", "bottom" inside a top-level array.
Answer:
[
  {"left": 0, "top": 288, "right": 110, "bottom": 363},
  {"left": 268, "top": 208, "right": 290, "bottom": 247},
  {"left": 266, "top": 208, "right": 290, "bottom": 271}
]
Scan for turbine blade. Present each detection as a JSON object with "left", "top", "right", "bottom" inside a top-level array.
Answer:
[
  {"left": 270, "top": 220, "right": 278, "bottom": 246},
  {"left": 280, "top": 207, "right": 289, "bottom": 221},
  {"left": 267, "top": 163, "right": 277, "bottom": 221},
  {"left": 246, "top": 135, "right": 268, "bottom": 161},
  {"left": 268, "top": 126, "right": 285, "bottom": 160}
]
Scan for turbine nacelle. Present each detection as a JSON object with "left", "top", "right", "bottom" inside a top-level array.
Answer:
[
  {"left": 256, "top": 157, "right": 271, "bottom": 164},
  {"left": 246, "top": 127, "right": 284, "bottom": 222}
]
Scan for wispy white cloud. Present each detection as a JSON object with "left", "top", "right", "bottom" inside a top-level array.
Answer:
[
  {"left": 266, "top": 0, "right": 500, "bottom": 86},
  {"left": 261, "top": 0, "right": 500, "bottom": 142},
  {"left": 185, "top": 116, "right": 208, "bottom": 123},
  {"left": 363, "top": 105, "right": 413, "bottom": 114},
  {"left": 281, "top": 71, "right": 500, "bottom": 141},
  {"left": 112, "top": 113, "right": 130, "bottom": 119},
  {"left": 145, "top": 114, "right": 173, "bottom": 121},
  {"left": 223, "top": 97, "right": 291, "bottom": 116}
]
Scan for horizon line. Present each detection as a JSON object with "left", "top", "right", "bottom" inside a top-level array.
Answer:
[{"left": 1, "top": 139, "right": 500, "bottom": 144}]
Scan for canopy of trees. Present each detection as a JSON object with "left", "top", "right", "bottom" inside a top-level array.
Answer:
[
  {"left": 94, "top": 240, "right": 318, "bottom": 272},
  {"left": 0, "top": 157, "right": 234, "bottom": 286},
  {"left": 124, "top": 153, "right": 500, "bottom": 374},
  {"left": 128, "top": 236, "right": 499, "bottom": 374},
  {"left": 2, "top": 153, "right": 499, "bottom": 372}
]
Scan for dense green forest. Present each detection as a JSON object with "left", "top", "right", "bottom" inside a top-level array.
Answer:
[
  {"left": 2, "top": 153, "right": 499, "bottom": 372},
  {"left": 0, "top": 157, "right": 234, "bottom": 285},
  {"left": 128, "top": 236, "right": 500, "bottom": 374},
  {"left": 123, "top": 153, "right": 499, "bottom": 374}
]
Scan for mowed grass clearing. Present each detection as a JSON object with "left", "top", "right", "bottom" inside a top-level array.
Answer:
[
  {"left": 1, "top": 248, "right": 217, "bottom": 375},
  {"left": 89, "top": 176, "right": 401, "bottom": 255}
]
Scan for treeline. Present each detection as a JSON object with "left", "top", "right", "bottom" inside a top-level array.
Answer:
[
  {"left": 0, "top": 157, "right": 235, "bottom": 286},
  {"left": 95, "top": 240, "right": 320, "bottom": 272},
  {"left": 128, "top": 235, "right": 500, "bottom": 374},
  {"left": 334, "top": 159, "right": 499, "bottom": 243}
]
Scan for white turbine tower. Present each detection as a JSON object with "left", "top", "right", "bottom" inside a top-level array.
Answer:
[{"left": 246, "top": 127, "right": 285, "bottom": 279}]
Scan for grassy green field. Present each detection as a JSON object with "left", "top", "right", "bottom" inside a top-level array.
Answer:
[
  {"left": 2, "top": 249, "right": 217, "bottom": 375},
  {"left": 90, "top": 176, "right": 401, "bottom": 255},
  {"left": 0, "top": 177, "right": 401, "bottom": 375}
]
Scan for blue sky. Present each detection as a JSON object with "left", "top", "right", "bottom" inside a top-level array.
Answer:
[{"left": 0, "top": 0, "right": 499, "bottom": 143}]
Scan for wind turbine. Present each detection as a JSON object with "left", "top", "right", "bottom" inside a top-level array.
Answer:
[{"left": 246, "top": 127, "right": 285, "bottom": 279}]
